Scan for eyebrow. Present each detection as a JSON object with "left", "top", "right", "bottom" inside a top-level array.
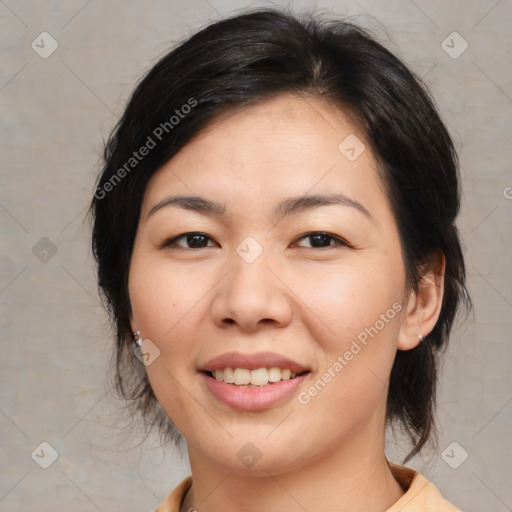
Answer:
[{"left": 147, "top": 193, "right": 371, "bottom": 221}]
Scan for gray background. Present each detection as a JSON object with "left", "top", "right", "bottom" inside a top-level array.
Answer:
[{"left": 1, "top": 0, "right": 511, "bottom": 510}]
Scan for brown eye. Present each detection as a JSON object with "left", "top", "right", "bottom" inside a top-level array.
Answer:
[
  {"left": 294, "top": 232, "right": 349, "bottom": 249},
  {"left": 161, "top": 232, "right": 216, "bottom": 249}
]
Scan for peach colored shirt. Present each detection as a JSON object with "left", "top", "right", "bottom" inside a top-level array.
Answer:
[{"left": 155, "top": 463, "right": 461, "bottom": 511}]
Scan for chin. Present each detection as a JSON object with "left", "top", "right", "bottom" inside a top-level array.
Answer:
[{"left": 197, "top": 433, "right": 313, "bottom": 476}]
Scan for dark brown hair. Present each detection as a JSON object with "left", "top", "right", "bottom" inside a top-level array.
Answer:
[{"left": 89, "top": 8, "right": 471, "bottom": 461}]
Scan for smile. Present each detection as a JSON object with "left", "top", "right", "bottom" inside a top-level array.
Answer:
[{"left": 206, "top": 367, "right": 307, "bottom": 386}]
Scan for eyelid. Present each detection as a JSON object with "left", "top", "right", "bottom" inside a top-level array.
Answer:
[
  {"left": 292, "top": 231, "right": 352, "bottom": 249},
  {"left": 158, "top": 231, "right": 217, "bottom": 249},
  {"left": 159, "top": 231, "right": 352, "bottom": 250}
]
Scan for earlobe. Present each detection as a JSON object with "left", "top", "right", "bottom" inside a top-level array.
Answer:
[
  {"left": 397, "top": 251, "right": 445, "bottom": 351},
  {"left": 129, "top": 312, "right": 138, "bottom": 336},
  {"left": 397, "top": 288, "right": 423, "bottom": 351}
]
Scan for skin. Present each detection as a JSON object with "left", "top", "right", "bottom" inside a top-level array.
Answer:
[{"left": 128, "top": 94, "right": 445, "bottom": 512}]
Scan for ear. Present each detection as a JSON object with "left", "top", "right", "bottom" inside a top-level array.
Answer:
[
  {"left": 397, "top": 250, "right": 446, "bottom": 351},
  {"left": 129, "top": 310, "right": 138, "bottom": 335}
]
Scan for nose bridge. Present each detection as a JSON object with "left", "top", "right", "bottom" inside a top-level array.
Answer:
[
  {"left": 211, "top": 241, "right": 292, "bottom": 330},
  {"left": 231, "top": 247, "right": 271, "bottom": 297}
]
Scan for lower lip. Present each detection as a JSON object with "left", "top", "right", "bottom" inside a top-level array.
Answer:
[{"left": 201, "top": 372, "right": 310, "bottom": 411}]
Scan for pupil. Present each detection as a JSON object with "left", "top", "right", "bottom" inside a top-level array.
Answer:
[
  {"left": 310, "top": 234, "right": 330, "bottom": 247},
  {"left": 188, "top": 234, "right": 207, "bottom": 248}
]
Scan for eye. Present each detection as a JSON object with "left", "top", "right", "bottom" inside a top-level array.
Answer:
[
  {"left": 160, "top": 232, "right": 217, "bottom": 249},
  {"left": 159, "top": 231, "right": 350, "bottom": 250},
  {"left": 293, "top": 232, "right": 350, "bottom": 249}
]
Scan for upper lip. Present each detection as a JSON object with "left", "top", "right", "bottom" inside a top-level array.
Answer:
[{"left": 198, "top": 351, "right": 310, "bottom": 373}]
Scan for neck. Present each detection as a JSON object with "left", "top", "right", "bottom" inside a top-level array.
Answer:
[{"left": 181, "top": 424, "right": 404, "bottom": 512}]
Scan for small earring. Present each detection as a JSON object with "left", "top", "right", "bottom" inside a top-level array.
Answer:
[
  {"left": 133, "top": 330, "right": 142, "bottom": 348},
  {"left": 418, "top": 333, "right": 424, "bottom": 341}
]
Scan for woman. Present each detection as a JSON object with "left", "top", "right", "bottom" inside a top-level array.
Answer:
[{"left": 90, "top": 9, "right": 470, "bottom": 512}]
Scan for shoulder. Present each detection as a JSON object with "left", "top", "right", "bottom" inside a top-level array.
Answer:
[
  {"left": 387, "top": 463, "right": 462, "bottom": 511},
  {"left": 154, "top": 475, "right": 193, "bottom": 512},
  {"left": 154, "top": 466, "right": 462, "bottom": 512}
]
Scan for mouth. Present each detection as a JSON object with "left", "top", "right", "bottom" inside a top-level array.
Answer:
[
  {"left": 198, "top": 351, "right": 312, "bottom": 409},
  {"left": 200, "top": 368, "right": 311, "bottom": 411},
  {"left": 202, "top": 367, "right": 311, "bottom": 388}
]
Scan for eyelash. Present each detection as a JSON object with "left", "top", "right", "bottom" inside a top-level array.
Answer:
[{"left": 159, "top": 231, "right": 352, "bottom": 250}]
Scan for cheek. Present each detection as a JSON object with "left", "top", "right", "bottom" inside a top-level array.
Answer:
[
  {"left": 293, "top": 259, "right": 403, "bottom": 350},
  {"left": 128, "top": 256, "right": 206, "bottom": 430},
  {"left": 291, "top": 259, "right": 404, "bottom": 413},
  {"left": 128, "top": 255, "right": 204, "bottom": 341}
]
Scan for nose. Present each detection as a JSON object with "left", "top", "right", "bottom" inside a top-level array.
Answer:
[{"left": 210, "top": 251, "right": 293, "bottom": 333}]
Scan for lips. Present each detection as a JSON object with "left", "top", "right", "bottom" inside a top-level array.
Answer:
[
  {"left": 198, "top": 351, "right": 312, "bottom": 410},
  {"left": 198, "top": 351, "right": 310, "bottom": 374},
  {"left": 200, "top": 370, "right": 311, "bottom": 411}
]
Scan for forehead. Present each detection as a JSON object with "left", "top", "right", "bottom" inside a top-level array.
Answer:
[{"left": 141, "top": 95, "right": 388, "bottom": 220}]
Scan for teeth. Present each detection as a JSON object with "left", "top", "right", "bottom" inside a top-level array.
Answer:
[
  {"left": 211, "top": 367, "right": 299, "bottom": 386},
  {"left": 250, "top": 367, "right": 268, "bottom": 385},
  {"left": 268, "top": 367, "right": 281, "bottom": 382},
  {"left": 234, "top": 368, "right": 250, "bottom": 385},
  {"left": 223, "top": 367, "right": 235, "bottom": 384}
]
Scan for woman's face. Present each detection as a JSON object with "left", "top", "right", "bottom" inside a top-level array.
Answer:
[{"left": 128, "top": 95, "right": 414, "bottom": 474}]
